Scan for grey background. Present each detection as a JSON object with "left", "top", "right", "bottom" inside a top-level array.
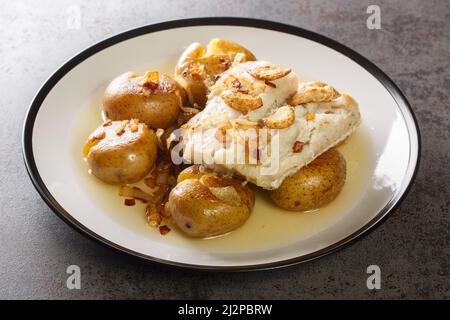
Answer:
[{"left": 0, "top": 0, "right": 449, "bottom": 299}]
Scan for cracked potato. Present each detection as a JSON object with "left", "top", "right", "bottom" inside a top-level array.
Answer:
[
  {"left": 174, "top": 38, "right": 256, "bottom": 108},
  {"left": 167, "top": 166, "right": 255, "bottom": 238},
  {"left": 83, "top": 119, "right": 158, "bottom": 184},
  {"left": 102, "top": 71, "right": 186, "bottom": 129},
  {"left": 270, "top": 148, "right": 346, "bottom": 211}
]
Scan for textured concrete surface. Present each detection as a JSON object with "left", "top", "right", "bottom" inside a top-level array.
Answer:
[{"left": 0, "top": 0, "right": 449, "bottom": 299}]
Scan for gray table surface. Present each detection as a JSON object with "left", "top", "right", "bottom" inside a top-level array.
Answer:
[{"left": 1, "top": 0, "right": 449, "bottom": 299}]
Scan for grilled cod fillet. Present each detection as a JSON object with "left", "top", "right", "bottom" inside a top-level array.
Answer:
[{"left": 178, "top": 61, "right": 361, "bottom": 190}]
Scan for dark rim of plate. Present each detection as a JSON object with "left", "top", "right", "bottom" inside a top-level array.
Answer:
[{"left": 22, "top": 17, "right": 421, "bottom": 272}]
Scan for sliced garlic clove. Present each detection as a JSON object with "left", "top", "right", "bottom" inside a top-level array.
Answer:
[{"left": 261, "top": 105, "right": 295, "bottom": 129}]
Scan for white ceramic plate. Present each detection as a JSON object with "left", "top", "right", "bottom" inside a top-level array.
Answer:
[{"left": 23, "top": 18, "right": 420, "bottom": 271}]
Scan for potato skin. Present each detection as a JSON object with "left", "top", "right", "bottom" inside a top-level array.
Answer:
[
  {"left": 102, "top": 72, "right": 186, "bottom": 129},
  {"left": 270, "top": 148, "right": 346, "bottom": 211},
  {"left": 174, "top": 39, "right": 256, "bottom": 108},
  {"left": 206, "top": 38, "right": 256, "bottom": 60},
  {"left": 168, "top": 166, "right": 254, "bottom": 237},
  {"left": 84, "top": 121, "right": 157, "bottom": 184}
]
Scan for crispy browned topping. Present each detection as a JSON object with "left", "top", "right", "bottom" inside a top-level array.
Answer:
[
  {"left": 249, "top": 65, "right": 291, "bottom": 81},
  {"left": 292, "top": 141, "right": 305, "bottom": 153},
  {"left": 212, "top": 74, "right": 260, "bottom": 95},
  {"left": 288, "top": 81, "right": 340, "bottom": 105},
  {"left": 211, "top": 75, "right": 245, "bottom": 91},
  {"left": 228, "top": 79, "right": 247, "bottom": 94},
  {"left": 232, "top": 118, "right": 260, "bottom": 131},
  {"left": 186, "top": 61, "right": 206, "bottom": 80},
  {"left": 220, "top": 91, "right": 263, "bottom": 114},
  {"left": 260, "top": 106, "right": 295, "bottom": 129}
]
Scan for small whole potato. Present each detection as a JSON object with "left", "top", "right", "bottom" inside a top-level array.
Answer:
[
  {"left": 174, "top": 38, "right": 256, "bottom": 108},
  {"left": 168, "top": 166, "right": 254, "bottom": 237},
  {"left": 103, "top": 71, "right": 186, "bottom": 129},
  {"left": 270, "top": 148, "right": 346, "bottom": 211},
  {"left": 83, "top": 119, "right": 157, "bottom": 184}
]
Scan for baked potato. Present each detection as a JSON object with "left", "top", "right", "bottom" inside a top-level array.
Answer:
[
  {"left": 174, "top": 38, "right": 256, "bottom": 108},
  {"left": 270, "top": 148, "right": 346, "bottom": 211},
  {"left": 102, "top": 71, "right": 186, "bottom": 129},
  {"left": 167, "top": 165, "right": 255, "bottom": 237},
  {"left": 83, "top": 119, "right": 158, "bottom": 184}
]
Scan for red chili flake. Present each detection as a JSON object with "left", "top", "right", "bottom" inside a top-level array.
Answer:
[
  {"left": 124, "top": 198, "right": 136, "bottom": 206},
  {"left": 142, "top": 71, "right": 159, "bottom": 90},
  {"left": 231, "top": 79, "right": 249, "bottom": 94},
  {"left": 292, "top": 141, "right": 304, "bottom": 153},
  {"left": 219, "top": 58, "right": 230, "bottom": 66},
  {"left": 143, "top": 81, "right": 158, "bottom": 90},
  {"left": 159, "top": 225, "right": 171, "bottom": 235},
  {"left": 231, "top": 79, "right": 242, "bottom": 88}
]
